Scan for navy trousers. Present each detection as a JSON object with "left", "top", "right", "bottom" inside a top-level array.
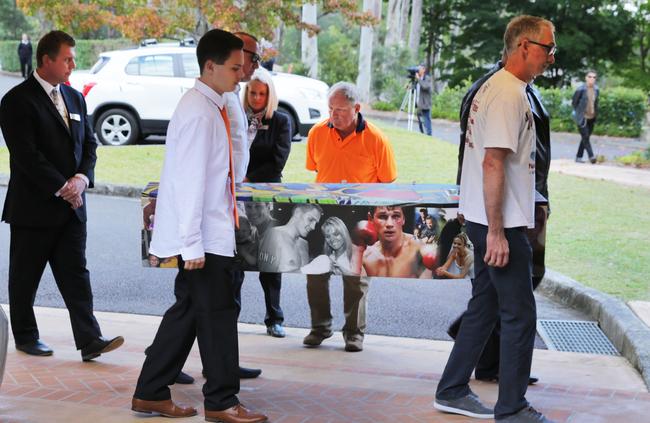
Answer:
[{"left": 436, "top": 221, "right": 536, "bottom": 419}]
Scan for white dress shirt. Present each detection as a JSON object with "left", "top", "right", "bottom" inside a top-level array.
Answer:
[
  {"left": 150, "top": 79, "right": 236, "bottom": 260},
  {"left": 225, "top": 85, "right": 249, "bottom": 183},
  {"left": 33, "top": 69, "right": 89, "bottom": 192}
]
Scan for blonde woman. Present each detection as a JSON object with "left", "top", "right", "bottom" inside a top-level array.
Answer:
[
  {"left": 242, "top": 68, "right": 292, "bottom": 183},
  {"left": 242, "top": 69, "right": 292, "bottom": 338}
]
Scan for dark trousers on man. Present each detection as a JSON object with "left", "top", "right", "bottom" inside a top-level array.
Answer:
[
  {"left": 19, "top": 58, "right": 32, "bottom": 79},
  {"left": 134, "top": 254, "right": 239, "bottom": 411},
  {"left": 436, "top": 222, "right": 536, "bottom": 419},
  {"left": 576, "top": 118, "right": 596, "bottom": 160},
  {"left": 306, "top": 274, "right": 368, "bottom": 340},
  {"left": 447, "top": 205, "right": 547, "bottom": 379},
  {"left": 9, "top": 219, "right": 101, "bottom": 349},
  {"left": 232, "top": 271, "right": 283, "bottom": 326}
]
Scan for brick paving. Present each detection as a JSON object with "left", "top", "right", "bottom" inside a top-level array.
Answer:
[
  {"left": 2, "top": 350, "right": 650, "bottom": 422},
  {"left": 0, "top": 306, "right": 648, "bottom": 422}
]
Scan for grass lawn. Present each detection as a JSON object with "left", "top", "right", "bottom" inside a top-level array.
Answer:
[{"left": 1, "top": 123, "right": 648, "bottom": 300}]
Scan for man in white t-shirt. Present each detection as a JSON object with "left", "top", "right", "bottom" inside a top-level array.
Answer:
[{"left": 434, "top": 15, "right": 557, "bottom": 423}]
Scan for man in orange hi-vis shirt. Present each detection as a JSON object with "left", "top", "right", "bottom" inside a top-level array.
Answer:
[{"left": 304, "top": 81, "right": 397, "bottom": 353}]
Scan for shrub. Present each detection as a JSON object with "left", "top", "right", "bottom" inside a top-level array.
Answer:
[
  {"left": 371, "top": 100, "right": 398, "bottom": 111},
  {"left": 428, "top": 81, "right": 648, "bottom": 138},
  {"left": 430, "top": 80, "right": 471, "bottom": 121},
  {"left": 0, "top": 38, "right": 132, "bottom": 72}
]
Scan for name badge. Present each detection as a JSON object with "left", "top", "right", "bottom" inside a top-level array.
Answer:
[
  {"left": 259, "top": 125, "right": 269, "bottom": 131},
  {"left": 70, "top": 113, "right": 81, "bottom": 121}
]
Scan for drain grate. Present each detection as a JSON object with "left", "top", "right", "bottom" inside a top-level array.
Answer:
[{"left": 537, "top": 319, "right": 619, "bottom": 356}]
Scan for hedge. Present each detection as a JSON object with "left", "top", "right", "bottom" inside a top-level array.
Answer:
[
  {"left": 0, "top": 39, "right": 133, "bottom": 72},
  {"left": 430, "top": 83, "right": 648, "bottom": 138}
]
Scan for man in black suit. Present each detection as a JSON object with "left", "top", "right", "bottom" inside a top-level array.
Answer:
[{"left": 0, "top": 30, "right": 123, "bottom": 361}]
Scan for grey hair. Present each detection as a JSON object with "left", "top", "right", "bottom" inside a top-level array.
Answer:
[
  {"left": 503, "top": 15, "right": 554, "bottom": 56},
  {"left": 328, "top": 82, "right": 361, "bottom": 105}
]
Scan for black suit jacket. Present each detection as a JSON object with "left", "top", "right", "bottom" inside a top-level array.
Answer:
[
  {"left": 246, "top": 110, "right": 292, "bottom": 183},
  {"left": 0, "top": 74, "right": 97, "bottom": 227}
]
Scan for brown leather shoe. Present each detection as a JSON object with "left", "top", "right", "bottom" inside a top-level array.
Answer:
[
  {"left": 205, "top": 404, "right": 268, "bottom": 423},
  {"left": 131, "top": 398, "right": 197, "bottom": 418}
]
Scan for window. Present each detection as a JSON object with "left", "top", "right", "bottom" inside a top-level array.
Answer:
[
  {"left": 125, "top": 55, "right": 174, "bottom": 77},
  {"left": 90, "top": 57, "right": 110, "bottom": 74},
  {"left": 182, "top": 54, "right": 200, "bottom": 78}
]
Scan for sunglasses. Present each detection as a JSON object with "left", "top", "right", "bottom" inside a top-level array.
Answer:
[
  {"left": 243, "top": 49, "right": 261, "bottom": 64},
  {"left": 526, "top": 39, "right": 557, "bottom": 56}
]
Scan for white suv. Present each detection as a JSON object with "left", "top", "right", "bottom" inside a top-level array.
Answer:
[{"left": 69, "top": 44, "right": 329, "bottom": 145}]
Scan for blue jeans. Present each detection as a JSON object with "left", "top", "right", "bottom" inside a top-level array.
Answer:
[
  {"left": 419, "top": 109, "right": 432, "bottom": 135},
  {"left": 436, "top": 221, "right": 536, "bottom": 419}
]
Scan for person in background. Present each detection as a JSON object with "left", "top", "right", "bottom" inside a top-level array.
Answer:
[
  {"left": 304, "top": 81, "right": 397, "bottom": 353},
  {"left": 572, "top": 70, "right": 599, "bottom": 164},
  {"left": 242, "top": 68, "right": 292, "bottom": 338},
  {"left": 18, "top": 33, "right": 33, "bottom": 79},
  {"left": 415, "top": 64, "right": 433, "bottom": 136}
]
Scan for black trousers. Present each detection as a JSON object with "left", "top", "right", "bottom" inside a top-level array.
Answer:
[
  {"left": 135, "top": 254, "right": 239, "bottom": 412},
  {"left": 232, "top": 271, "right": 283, "bottom": 326},
  {"left": 576, "top": 118, "right": 596, "bottom": 159},
  {"left": 436, "top": 222, "right": 536, "bottom": 419},
  {"left": 9, "top": 219, "right": 101, "bottom": 349},
  {"left": 19, "top": 58, "right": 32, "bottom": 79}
]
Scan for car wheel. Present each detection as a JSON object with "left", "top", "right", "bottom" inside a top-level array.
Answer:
[
  {"left": 95, "top": 108, "right": 139, "bottom": 146},
  {"left": 278, "top": 105, "right": 299, "bottom": 139}
]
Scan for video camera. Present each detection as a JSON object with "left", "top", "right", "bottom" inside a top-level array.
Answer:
[{"left": 406, "top": 65, "right": 420, "bottom": 82}]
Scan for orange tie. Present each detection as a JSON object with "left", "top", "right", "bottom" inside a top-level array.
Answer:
[{"left": 219, "top": 107, "right": 239, "bottom": 229}]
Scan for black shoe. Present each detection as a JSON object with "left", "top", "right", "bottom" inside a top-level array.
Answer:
[
  {"left": 239, "top": 366, "right": 262, "bottom": 379},
  {"left": 202, "top": 366, "right": 262, "bottom": 379},
  {"left": 589, "top": 157, "right": 597, "bottom": 164},
  {"left": 174, "top": 371, "right": 194, "bottom": 384},
  {"left": 81, "top": 336, "right": 124, "bottom": 362},
  {"left": 16, "top": 339, "right": 53, "bottom": 356},
  {"left": 266, "top": 323, "right": 286, "bottom": 338},
  {"left": 476, "top": 374, "right": 539, "bottom": 385}
]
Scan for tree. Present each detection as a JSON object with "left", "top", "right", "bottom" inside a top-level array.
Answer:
[
  {"left": 357, "top": 0, "right": 381, "bottom": 101},
  {"left": 440, "top": 0, "right": 635, "bottom": 87},
  {"left": 301, "top": 2, "right": 318, "bottom": 78},
  {"left": 407, "top": 0, "right": 422, "bottom": 57},
  {"left": 420, "top": 0, "right": 457, "bottom": 91},
  {"left": 0, "top": 0, "right": 32, "bottom": 40}
]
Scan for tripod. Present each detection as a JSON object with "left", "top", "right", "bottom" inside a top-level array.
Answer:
[{"left": 395, "top": 80, "right": 423, "bottom": 133}]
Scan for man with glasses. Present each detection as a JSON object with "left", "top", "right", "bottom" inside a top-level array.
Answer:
[
  {"left": 572, "top": 70, "right": 599, "bottom": 164},
  {"left": 434, "top": 15, "right": 557, "bottom": 423}
]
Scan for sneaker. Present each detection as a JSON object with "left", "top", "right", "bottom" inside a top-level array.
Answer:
[
  {"left": 303, "top": 330, "right": 333, "bottom": 347},
  {"left": 266, "top": 323, "right": 286, "bottom": 338},
  {"left": 575, "top": 157, "right": 585, "bottom": 163},
  {"left": 344, "top": 334, "right": 364, "bottom": 352},
  {"left": 434, "top": 392, "right": 494, "bottom": 419},
  {"left": 497, "top": 406, "right": 555, "bottom": 422}
]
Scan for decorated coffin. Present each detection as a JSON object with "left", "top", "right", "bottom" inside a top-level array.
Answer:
[{"left": 142, "top": 182, "right": 545, "bottom": 280}]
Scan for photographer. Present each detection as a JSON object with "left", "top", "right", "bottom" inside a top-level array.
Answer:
[{"left": 415, "top": 64, "right": 432, "bottom": 136}]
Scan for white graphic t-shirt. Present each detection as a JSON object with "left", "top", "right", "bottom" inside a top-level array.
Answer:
[{"left": 459, "top": 68, "right": 536, "bottom": 229}]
